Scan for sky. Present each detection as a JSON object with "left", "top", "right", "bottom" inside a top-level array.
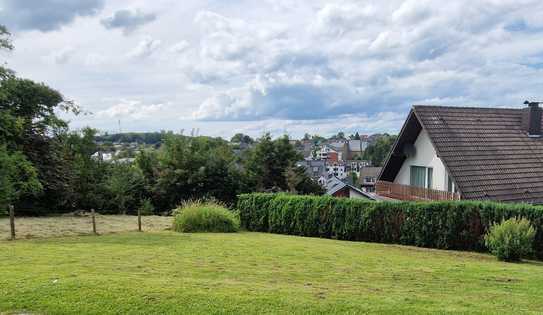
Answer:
[{"left": 1, "top": 0, "right": 543, "bottom": 139}]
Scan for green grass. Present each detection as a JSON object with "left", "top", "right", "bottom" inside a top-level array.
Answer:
[{"left": 1, "top": 232, "right": 542, "bottom": 314}]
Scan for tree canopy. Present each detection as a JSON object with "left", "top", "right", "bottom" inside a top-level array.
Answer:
[{"left": 362, "top": 134, "right": 397, "bottom": 167}]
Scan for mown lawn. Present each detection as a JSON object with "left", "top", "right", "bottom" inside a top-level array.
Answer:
[{"left": 1, "top": 232, "right": 542, "bottom": 314}]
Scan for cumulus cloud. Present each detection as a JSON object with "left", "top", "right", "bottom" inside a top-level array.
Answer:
[
  {"left": 96, "top": 100, "right": 168, "bottom": 120},
  {"left": 101, "top": 9, "right": 157, "bottom": 34},
  {"left": 50, "top": 47, "right": 76, "bottom": 64},
  {"left": 127, "top": 37, "right": 161, "bottom": 58},
  {"left": 193, "top": 74, "right": 360, "bottom": 121},
  {"left": 311, "top": 2, "right": 379, "bottom": 37},
  {"left": 169, "top": 40, "right": 190, "bottom": 54},
  {"left": 84, "top": 53, "right": 107, "bottom": 66},
  {"left": 0, "top": 0, "right": 104, "bottom": 32},
  {"left": 6, "top": 0, "right": 543, "bottom": 137},
  {"left": 186, "top": 0, "right": 543, "bottom": 124}
]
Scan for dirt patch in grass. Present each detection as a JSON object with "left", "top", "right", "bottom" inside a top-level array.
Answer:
[{"left": 0, "top": 215, "right": 172, "bottom": 240}]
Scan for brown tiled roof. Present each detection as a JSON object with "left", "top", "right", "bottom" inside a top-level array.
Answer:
[{"left": 412, "top": 105, "right": 543, "bottom": 203}]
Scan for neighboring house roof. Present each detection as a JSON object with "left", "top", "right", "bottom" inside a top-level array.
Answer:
[
  {"left": 296, "top": 159, "right": 327, "bottom": 179},
  {"left": 379, "top": 105, "right": 543, "bottom": 203},
  {"left": 360, "top": 167, "right": 382, "bottom": 178},
  {"left": 325, "top": 176, "right": 376, "bottom": 200}
]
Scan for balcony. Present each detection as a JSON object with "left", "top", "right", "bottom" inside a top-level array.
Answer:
[{"left": 376, "top": 180, "right": 460, "bottom": 201}]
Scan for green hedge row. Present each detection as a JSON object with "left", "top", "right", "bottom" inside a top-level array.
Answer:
[{"left": 237, "top": 193, "right": 543, "bottom": 258}]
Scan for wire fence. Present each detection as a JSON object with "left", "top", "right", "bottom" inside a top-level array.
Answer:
[{"left": 1, "top": 207, "right": 172, "bottom": 240}]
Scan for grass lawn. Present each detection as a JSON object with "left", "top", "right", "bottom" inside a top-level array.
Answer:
[
  {"left": 1, "top": 232, "right": 543, "bottom": 314},
  {"left": 0, "top": 215, "right": 172, "bottom": 240}
]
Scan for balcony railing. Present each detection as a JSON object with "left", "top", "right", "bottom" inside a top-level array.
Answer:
[{"left": 376, "top": 180, "right": 460, "bottom": 201}]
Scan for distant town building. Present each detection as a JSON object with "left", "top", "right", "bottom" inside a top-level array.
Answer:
[
  {"left": 296, "top": 160, "right": 328, "bottom": 185},
  {"left": 326, "top": 161, "right": 347, "bottom": 179},
  {"left": 359, "top": 167, "right": 382, "bottom": 192}
]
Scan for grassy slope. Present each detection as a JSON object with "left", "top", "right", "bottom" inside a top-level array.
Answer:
[{"left": 1, "top": 232, "right": 542, "bottom": 314}]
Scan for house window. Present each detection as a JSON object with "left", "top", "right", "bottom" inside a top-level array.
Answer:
[
  {"left": 447, "top": 174, "right": 456, "bottom": 193},
  {"left": 410, "top": 166, "right": 433, "bottom": 189}
]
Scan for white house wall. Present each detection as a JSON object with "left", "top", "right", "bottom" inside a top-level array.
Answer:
[{"left": 395, "top": 129, "right": 449, "bottom": 191}]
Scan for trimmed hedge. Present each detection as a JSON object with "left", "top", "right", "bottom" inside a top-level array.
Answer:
[{"left": 237, "top": 193, "right": 543, "bottom": 258}]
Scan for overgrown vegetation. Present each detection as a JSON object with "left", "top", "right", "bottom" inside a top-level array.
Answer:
[
  {"left": 485, "top": 217, "right": 536, "bottom": 262},
  {"left": 237, "top": 193, "right": 543, "bottom": 258},
  {"left": 173, "top": 201, "right": 240, "bottom": 233},
  {"left": 0, "top": 215, "right": 171, "bottom": 239}
]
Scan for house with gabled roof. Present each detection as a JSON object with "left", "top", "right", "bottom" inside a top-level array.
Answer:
[
  {"left": 326, "top": 176, "right": 376, "bottom": 200},
  {"left": 377, "top": 102, "right": 543, "bottom": 204}
]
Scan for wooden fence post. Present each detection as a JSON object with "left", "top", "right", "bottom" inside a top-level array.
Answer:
[
  {"left": 91, "top": 209, "right": 97, "bottom": 235},
  {"left": 9, "top": 205, "right": 15, "bottom": 240},
  {"left": 138, "top": 208, "right": 142, "bottom": 232}
]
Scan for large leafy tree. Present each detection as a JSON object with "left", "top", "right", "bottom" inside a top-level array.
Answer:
[
  {"left": 146, "top": 135, "right": 243, "bottom": 210},
  {"left": 0, "top": 25, "right": 82, "bottom": 213},
  {"left": 0, "top": 25, "right": 14, "bottom": 80},
  {"left": 244, "top": 134, "right": 303, "bottom": 192},
  {"left": 363, "top": 134, "right": 397, "bottom": 166},
  {"left": 64, "top": 128, "right": 109, "bottom": 211},
  {"left": 0, "top": 146, "right": 42, "bottom": 215},
  {"left": 105, "top": 163, "right": 144, "bottom": 214},
  {"left": 0, "top": 26, "right": 41, "bottom": 214},
  {"left": 284, "top": 165, "right": 325, "bottom": 195}
]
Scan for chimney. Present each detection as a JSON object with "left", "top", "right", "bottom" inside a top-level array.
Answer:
[{"left": 522, "top": 101, "right": 542, "bottom": 137}]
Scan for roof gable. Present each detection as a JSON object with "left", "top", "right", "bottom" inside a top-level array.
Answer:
[{"left": 381, "top": 105, "right": 543, "bottom": 204}]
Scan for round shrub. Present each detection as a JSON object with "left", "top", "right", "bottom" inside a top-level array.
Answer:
[
  {"left": 484, "top": 217, "right": 536, "bottom": 262},
  {"left": 173, "top": 201, "right": 240, "bottom": 233}
]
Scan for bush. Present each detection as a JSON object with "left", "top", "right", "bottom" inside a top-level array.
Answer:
[
  {"left": 138, "top": 198, "right": 155, "bottom": 215},
  {"left": 237, "top": 193, "right": 543, "bottom": 258},
  {"left": 173, "top": 201, "right": 240, "bottom": 233},
  {"left": 484, "top": 218, "right": 536, "bottom": 262}
]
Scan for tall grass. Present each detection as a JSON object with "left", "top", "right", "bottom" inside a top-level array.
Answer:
[{"left": 173, "top": 200, "right": 240, "bottom": 233}]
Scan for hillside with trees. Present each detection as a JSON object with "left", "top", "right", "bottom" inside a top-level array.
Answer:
[{"left": 0, "top": 26, "right": 322, "bottom": 216}]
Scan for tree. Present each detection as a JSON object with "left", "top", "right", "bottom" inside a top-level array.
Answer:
[
  {"left": 363, "top": 134, "right": 397, "bottom": 166},
  {"left": 0, "top": 25, "right": 13, "bottom": 51},
  {"left": 105, "top": 163, "right": 144, "bottom": 214},
  {"left": 148, "top": 135, "right": 243, "bottom": 211},
  {"left": 244, "top": 134, "right": 302, "bottom": 192},
  {"left": 66, "top": 128, "right": 109, "bottom": 211},
  {"left": 0, "top": 25, "right": 14, "bottom": 80},
  {"left": 309, "top": 134, "right": 326, "bottom": 145},
  {"left": 0, "top": 26, "right": 81, "bottom": 214},
  {"left": 285, "top": 165, "right": 325, "bottom": 195},
  {"left": 0, "top": 146, "right": 42, "bottom": 215},
  {"left": 230, "top": 133, "right": 254, "bottom": 144},
  {"left": 349, "top": 132, "right": 360, "bottom": 140}
]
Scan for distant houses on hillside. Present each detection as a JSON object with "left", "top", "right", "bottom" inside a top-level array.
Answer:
[{"left": 295, "top": 136, "right": 382, "bottom": 199}]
